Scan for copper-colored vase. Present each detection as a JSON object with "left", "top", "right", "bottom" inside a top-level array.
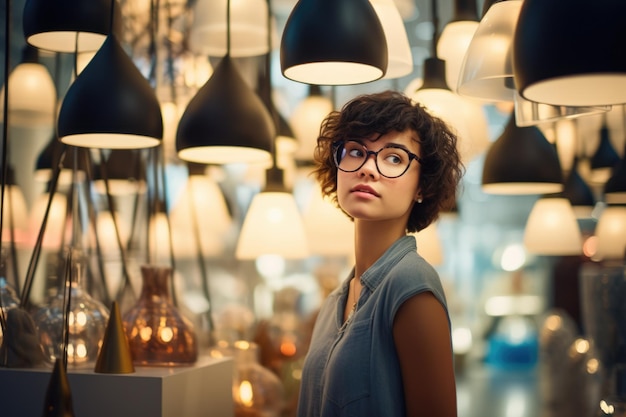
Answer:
[{"left": 122, "top": 265, "right": 198, "bottom": 365}]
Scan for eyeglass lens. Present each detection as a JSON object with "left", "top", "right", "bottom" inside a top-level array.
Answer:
[{"left": 334, "top": 141, "right": 413, "bottom": 178}]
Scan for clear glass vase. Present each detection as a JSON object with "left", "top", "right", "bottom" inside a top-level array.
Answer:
[
  {"left": 122, "top": 264, "right": 198, "bottom": 366},
  {"left": 212, "top": 340, "right": 284, "bottom": 417},
  {"left": 32, "top": 258, "right": 110, "bottom": 368}
]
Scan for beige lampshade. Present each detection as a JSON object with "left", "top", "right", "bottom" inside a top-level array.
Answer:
[
  {"left": 370, "top": 0, "right": 413, "bottom": 79},
  {"left": 554, "top": 119, "right": 578, "bottom": 173},
  {"left": 169, "top": 174, "right": 232, "bottom": 258},
  {"left": 29, "top": 192, "right": 68, "bottom": 249},
  {"left": 594, "top": 206, "right": 626, "bottom": 261},
  {"left": 302, "top": 182, "right": 354, "bottom": 257},
  {"left": 413, "top": 222, "right": 444, "bottom": 266},
  {"left": 456, "top": 0, "right": 523, "bottom": 102},
  {"left": 523, "top": 197, "right": 583, "bottom": 256},
  {"left": 236, "top": 191, "right": 309, "bottom": 259},
  {"left": 96, "top": 210, "right": 130, "bottom": 256},
  {"left": 189, "top": 0, "right": 269, "bottom": 57},
  {"left": 0, "top": 62, "right": 56, "bottom": 127},
  {"left": 437, "top": 20, "right": 479, "bottom": 91},
  {"left": 289, "top": 93, "right": 334, "bottom": 162},
  {"left": 1, "top": 186, "right": 30, "bottom": 246}
]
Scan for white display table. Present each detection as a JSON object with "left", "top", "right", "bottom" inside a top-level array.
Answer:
[{"left": 0, "top": 355, "right": 234, "bottom": 417}]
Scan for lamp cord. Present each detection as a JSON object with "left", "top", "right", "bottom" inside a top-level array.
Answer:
[
  {"left": 0, "top": 0, "right": 8, "bottom": 336},
  {"left": 431, "top": 0, "right": 440, "bottom": 58}
]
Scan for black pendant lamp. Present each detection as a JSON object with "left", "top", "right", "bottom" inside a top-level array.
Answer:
[
  {"left": 482, "top": 113, "right": 563, "bottom": 194},
  {"left": 57, "top": 33, "right": 163, "bottom": 149},
  {"left": 513, "top": 0, "right": 626, "bottom": 107},
  {"left": 23, "top": 0, "right": 122, "bottom": 53},
  {"left": 176, "top": 0, "right": 274, "bottom": 165},
  {"left": 280, "top": 0, "right": 388, "bottom": 85}
]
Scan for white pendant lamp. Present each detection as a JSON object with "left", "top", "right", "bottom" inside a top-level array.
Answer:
[
  {"left": 236, "top": 167, "right": 309, "bottom": 259},
  {"left": 370, "top": 0, "right": 413, "bottom": 79},
  {"left": 280, "top": 0, "right": 388, "bottom": 85},
  {"left": 523, "top": 197, "right": 582, "bottom": 256},
  {"left": 301, "top": 180, "right": 354, "bottom": 258},
  {"left": 0, "top": 46, "right": 56, "bottom": 128},
  {"left": 189, "top": 0, "right": 269, "bottom": 57},
  {"left": 456, "top": 0, "right": 522, "bottom": 102},
  {"left": 289, "top": 85, "right": 334, "bottom": 163},
  {"left": 594, "top": 205, "right": 626, "bottom": 261},
  {"left": 436, "top": 0, "right": 479, "bottom": 90},
  {"left": 513, "top": 0, "right": 626, "bottom": 107}
]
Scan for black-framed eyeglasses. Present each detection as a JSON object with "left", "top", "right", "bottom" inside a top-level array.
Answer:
[{"left": 332, "top": 140, "right": 422, "bottom": 179}]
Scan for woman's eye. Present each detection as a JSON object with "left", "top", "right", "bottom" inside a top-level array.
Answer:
[{"left": 348, "top": 148, "right": 364, "bottom": 158}]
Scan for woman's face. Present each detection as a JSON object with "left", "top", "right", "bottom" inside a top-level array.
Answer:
[{"left": 335, "top": 130, "right": 422, "bottom": 227}]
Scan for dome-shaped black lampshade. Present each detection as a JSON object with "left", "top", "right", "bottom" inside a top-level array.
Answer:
[
  {"left": 57, "top": 34, "right": 163, "bottom": 149},
  {"left": 23, "top": 0, "right": 123, "bottom": 53},
  {"left": 176, "top": 55, "right": 274, "bottom": 165},
  {"left": 513, "top": 0, "right": 626, "bottom": 106},
  {"left": 280, "top": 0, "right": 388, "bottom": 85},
  {"left": 482, "top": 113, "right": 563, "bottom": 194}
]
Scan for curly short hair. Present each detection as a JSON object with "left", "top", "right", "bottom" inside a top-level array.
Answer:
[{"left": 311, "top": 90, "right": 464, "bottom": 233}]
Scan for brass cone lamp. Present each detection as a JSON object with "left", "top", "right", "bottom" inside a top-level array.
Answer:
[
  {"left": 57, "top": 34, "right": 163, "bottom": 149},
  {"left": 513, "top": 0, "right": 626, "bottom": 107},
  {"left": 94, "top": 301, "right": 135, "bottom": 374},
  {"left": 280, "top": 0, "right": 388, "bottom": 85},
  {"left": 41, "top": 359, "right": 75, "bottom": 417},
  {"left": 482, "top": 113, "right": 563, "bottom": 194},
  {"left": 23, "top": 0, "right": 122, "bottom": 53}
]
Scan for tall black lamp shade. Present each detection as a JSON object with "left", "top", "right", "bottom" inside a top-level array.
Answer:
[
  {"left": 176, "top": 55, "right": 274, "bottom": 164},
  {"left": 482, "top": 113, "right": 563, "bottom": 194},
  {"left": 23, "top": 0, "right": 122, "bottom": 53},
  {"left": 513, "top": 0, "right": 626, "bottom": 107},
  {"left": 280, "top": 0, "right": 388, "bottom": 85},
  {"left": 57, "top": 34, "right": 163, "bottom": 149}
]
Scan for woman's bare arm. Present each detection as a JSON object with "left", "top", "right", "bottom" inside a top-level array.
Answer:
[{"left": 393, "top": 291, "right": 457, "bottom": 417}]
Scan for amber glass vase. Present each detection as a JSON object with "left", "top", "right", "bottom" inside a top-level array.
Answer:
[{"left": 122, "top": 265, "right": 198, "bottom": 365}]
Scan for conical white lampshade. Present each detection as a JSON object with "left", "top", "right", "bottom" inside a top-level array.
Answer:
[
  {"left": 370, "top": 0, "right": 413, "bottom": 79},
  {"left": 594, "top": 206, "right": 626, "bottom": 261},
  {"left": 236, "top": 192, "right": 309, "bottom": 259},
  {"left": 0, "top": 61, "right": 56, "bottom": 127},
  {"left": 523, "top": 197, "right": 582, "bottom": 256},
  {"left": 289, "top": 92, "right": 334, "bottom": 162},
  {"left": 170, "top": 173, "right": 232, "bottom": 258},
  {"left": 302, "top": 182, "right": 353, "bottom": 257},
  {"left": 437, "top": 20, "right": 479, "bottom": 90},
  {"left": 457, "top": 0, "right": 523, "bottom": 102}
]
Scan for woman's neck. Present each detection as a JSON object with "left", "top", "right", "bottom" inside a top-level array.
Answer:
[{"left": 353, "top": 219, "right": 406, "bottom": 279}]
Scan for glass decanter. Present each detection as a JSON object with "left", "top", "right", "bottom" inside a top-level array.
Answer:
[
  {"left": 33, "top": 256, "right": 110, "bottom": 368},
  {"left": 122, "top": 264, "right": 198, "bottom": 365}
]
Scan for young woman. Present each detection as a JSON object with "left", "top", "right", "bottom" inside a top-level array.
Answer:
[{"left": 297, "top": 90, "right": 463, "bottom": 417}]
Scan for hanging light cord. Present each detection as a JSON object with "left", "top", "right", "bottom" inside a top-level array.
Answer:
[{"left": 431, "top": 0, "right": 440, "bottom": 58}]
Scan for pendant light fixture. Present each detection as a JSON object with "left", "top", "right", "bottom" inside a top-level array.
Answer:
[
  {"left": 0, "top": 45, "right": 56, "bottom": 128},
  {"left": 23, "top": 0, "right": 122, "bottom": 53},
  {"left": 456, "top": 0, "right": 522, "bottom": 102},
  {"left": 370, "top": 0, "right": 413, "bottom": 80},
  {"left": 594, "top": 205, "right": 626, "bottom": 261},
  {"left": 280, "top": 0, "right": 388, "bottom": 85},
  {"left": 92, "top": 149, "right": 146, "bottom": 196},
  {"left": 523, "top": 197, "right": 582, "bottom": 256},
  {"left": 289, "top": 85, "right": 334, "bottom": 163},
  {"left": 176, "top": 0, "right": 274, "bottom": 165},
  {"left": 411, "top": 0, "right": 474, "bottom": 164},
  {"left": 436, "top": 0, "right": 479, "bottom": 90},
  {"left": 236, "top": 0, "right": 308, "bottom": 260},
  {"left": 189, "top": 0, "right": 269, "bottom": 58},
  {"left": 604, "top": 106, "right": 626, "bottom": 204},
  {"left": 482, "top": 113, "right": 563, "bottom": 195},
  {"left": 589, "top": 117, "right": 621, "bottom": 185},
  {"left": 513, "top": 0, "right": 626, "bottom": 107},
  {"left": 57, "top": 1, "right": 163, "bottom": 150},
  {"left": 562, "top": 157, "right": 596, "bottom": 219}
]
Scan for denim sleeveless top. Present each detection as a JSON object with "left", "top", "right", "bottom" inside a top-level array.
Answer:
[{"left": 297, "top": 235, "right": 450, "bottom": 417}]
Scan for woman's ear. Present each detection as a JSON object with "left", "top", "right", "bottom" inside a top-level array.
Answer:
[{"left": 415, "top": 190, "right": 423, "bottom": 204}]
